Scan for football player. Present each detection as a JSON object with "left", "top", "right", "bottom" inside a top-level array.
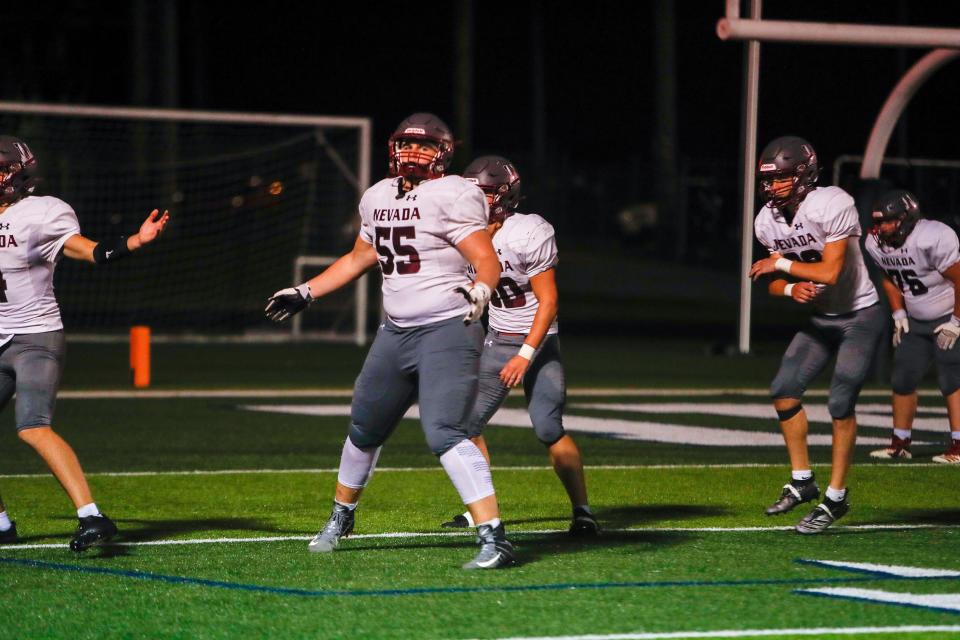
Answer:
[
  {"left": 265, "top": 113, "right": 514, "bottom": 569},
  {"left": 865, "top": 190, "right": 960, "bottom": 464},
  {"left": 0, "top": 136, "right": 169, "bottom": 551},
  {"left": 749, "top": 136, "right": 884, "bottom": 534},
  {"left": 440, "top": 156, "right": 599, "bottom": 536}
]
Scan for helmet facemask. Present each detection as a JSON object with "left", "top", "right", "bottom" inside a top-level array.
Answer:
[
  {"left": 757, "top": 137, "right": 819, "bottom": 212},
  {"left": 462, "top": 155, "right": 522, "bottom": 224},
  {"left": 0, "top": 137, "right": 38, "bottom": 206},
  {"left": 871, "top": 191, "right": 921, "bottom": 249}
]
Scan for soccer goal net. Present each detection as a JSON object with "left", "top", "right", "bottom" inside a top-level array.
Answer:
[{"left": 0, "top": 102, "right": 372, "bottom": 344}]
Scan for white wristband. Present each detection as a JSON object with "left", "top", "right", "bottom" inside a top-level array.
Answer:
[
  {"left": 783, "top": 283, "right": 795, "bottom": 298},
  {"left": 518, "top": 343, "right": 536, "bottom": 361},
  {"left": 774, "top": 258, "right": 794, "bottom": 274}
]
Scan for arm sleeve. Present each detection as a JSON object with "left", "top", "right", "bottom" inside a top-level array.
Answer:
[
  {"left": 930, "top": 226, "right": 960, "bottom": 273},
  {"left": 524, "top": 223, "right": 559, "bottom": 277},
  {"left": 443, "top": 185, "right": 488, "bottom": 245},
  {"left": 822, "top": 192, "right": 861, "bottom": 242},
  {"left": 38, "top": 204, "right": 81, "bottom": 263}
]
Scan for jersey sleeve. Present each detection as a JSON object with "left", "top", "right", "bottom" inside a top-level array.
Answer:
[
  {"left": 357, "top": 190, "right": 374, "bottom": 245},
  {"left": 821, "top": 192, "right": 861, "bottom": 243},
  {"left": 38, "top": 203, "right": 81, "bottom": 263},
  {"left": 929, "top": 225, "right": 960, "bottom": 273},
  {"left": 524, "top": 222, "right": 559, "bottom": 277},
  {"left": 442, "top": 184, "right": 488, "bottom": 245},
  {"left": 753, "top": 216, "right": 776, "bottom": 254}
]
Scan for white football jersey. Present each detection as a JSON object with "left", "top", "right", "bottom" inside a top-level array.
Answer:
[
  {"left": 754, "top": 186, "right": 878, "bottom": 316},
  {"left": 865, "top": 219, "right": 960, "bottom": 321},
  {"left": 0, "top": 196, "right": 80, "bottom": 334},
  {"left": 478, "top": 213, "right": 559, "bottom": 335},
  {"left": 358, "top": 176, "right": 488, "bottom": 327}
]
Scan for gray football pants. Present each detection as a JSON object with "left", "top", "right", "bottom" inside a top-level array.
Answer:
[
  {"left": 348, "top": 316, "right": 484, "bottom": 456},
  {"left": 891, "top": 313, "right": 960, "bottom": 396},
  {"left": 0, "top": 331, "right": 66, "bottom": 430},
  {"left": 466, "top": 332, "right": 566, "bottom": 445},
  {"left": 771, "top": 304, "right": 885, "bottom": 419}
]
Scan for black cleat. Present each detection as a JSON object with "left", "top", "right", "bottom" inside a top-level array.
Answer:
[
  {"left": 569, "top": 507, "right": 600, "bottom": 536},
  {"left": 765, "top": 479, "right": 820, "bottom": 516},
  {"left": 796, "top": 492, "right": 850, "bottom": 535},
  {"left": 441, "top": 513, "right": 472, "bottom": 528},
  {"left": 463, "top": 522, "right": 515, "bottom": 570},
  {"left": 0, "top": 521, "right": 18, "bottom": 544},
  {"left": 70, "top": 514, "right": 118, "bottom": 552}
]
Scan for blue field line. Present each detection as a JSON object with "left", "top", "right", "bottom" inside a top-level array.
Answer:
[{"left": 2, "top": 556, "right": 959, "bottom": 599}]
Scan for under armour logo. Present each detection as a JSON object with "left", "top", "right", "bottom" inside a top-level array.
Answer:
[
  {"left": 484, "top": 339, "right": 494, "bottom": 347},
  {"left": 105, "top": 250, "right": 114, "bottom": 259},
  {"left": 497, "top": 249, "right": 503, "bottom": 255},
  {"left": 0, "top": 223, "right": 9, "bottom": 230},
  {"left": 794, "top": 223, "right": 804, "bottom": 230},
  {"left": 406, "top": 195, "right": 417, "bottom": 201},
  {"left": 379, "top": 323, "right": 386, "bottom": 330}
]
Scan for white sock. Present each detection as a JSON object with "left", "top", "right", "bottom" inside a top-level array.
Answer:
[
  {"left": 952, "top": 431, "right": 960, "bottom": 442},
  {"left": 825, "top": 486, "right": 846, "bottom": 502},
  {"left": 336, "top": 437, "right": 382, "bottom": 489},
  {"left": 477, "top": 517, "right": 501, "bottom": 530},
  {"left": 77, "top": 503, "right": 101, "bottom": 519},
  {"left": 439, "top": 440, "right": 496, "bottom": 505},
  {"left": 334, "top": 500, "right": 358, "bottom": 511},
  {"left": 0, "top": 510, "right": 11, "bottom": 531},
  {"left": 791, "top": 470, "right": 813, "bottom": 482},
  {"left": 894, "top": 428, "right": 912, "bottom": 440},
  {"left": 460, "top": 511, "right": 475, "bottom": 527}
]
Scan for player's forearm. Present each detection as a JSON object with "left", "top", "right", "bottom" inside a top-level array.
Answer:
[
  {"left": 472, "top": 257, "right": 500, "bottom": 290},
  {"left": 768, "top": 278, "right": 790, "bottom": 297},
  {"left": 524, "top": 297, "right": 557, "bottom": 350},
  {"left": 880, "top": 278, "right": 906, "bottom": 312},
  {"left": 781, "top": 260, "right": 841, "bottom": 285},
  {"left": 304, "top": 253, "right": 372, "bottom": 299}
]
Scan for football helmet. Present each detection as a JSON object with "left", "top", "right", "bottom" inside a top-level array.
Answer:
[
  {"left": 388, "top": 113, "right": 455, "bottom": 180},
  {"left": 462, "top": 155, "right": 521, "bottom": 224},
  {"left": 871, "top": 189, "right": 921, "bottom": 249},
  {"left": 0, "top": 136, "right": 38, "bottom": 205},
  {"left": 757, "top": 136, "right": 819, "bottom": 210}
]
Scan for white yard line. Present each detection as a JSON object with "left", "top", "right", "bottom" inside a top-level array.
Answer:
[
  {"left": 1, "top": 523, "right": 953, "bottom": 552},
  {"left": 479, "top": 625, "right": 960, "bottom": 640},
  {"left": 0, "top": 462, "right": 951, "bottom": 480}
]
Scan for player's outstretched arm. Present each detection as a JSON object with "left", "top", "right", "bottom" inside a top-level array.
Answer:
[
  {"left": 265, "top": 235, "right": 378, "bottom": 323},
  {"left": 63, "top": 209, "right": 170, "bottom": 264},
  {"left": 499, "top": 267, "right": 558, "bottom": 388},
  {"left": 454, "top": 230, "right": 500, "bottom": 324},
  {"left": 749, "top": 238, "right": 846, "bottom": 285}
]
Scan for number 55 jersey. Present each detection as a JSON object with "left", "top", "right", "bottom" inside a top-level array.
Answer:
[
  {"left": 359, "top": 175, "right": 488, "bottom": 328},
  {"left": 865, "top": 218, "right": 960, "bottom": 321},
  {"left": 754, "top": 186, "right": 878, "bottom": 315}
]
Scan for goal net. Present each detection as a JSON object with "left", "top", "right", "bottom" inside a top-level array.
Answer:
[{"left": 0, "top": 102, "right": 372, "bottom": 344}]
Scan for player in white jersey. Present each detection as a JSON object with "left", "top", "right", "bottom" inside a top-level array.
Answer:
[
  {"left": 0, "top": 136, "right": 169, "bottom": 551},
  {"left": 440, "top": 156, "right": 598, "bottom": 536},
  {"left": 864, "top": 190, "right": 960, "bottom": 464},
  {"left": 265, "top": 114, "right": 514, "bottom": 569},
  {"left": 748, "top": 136, "right": 884, "bottom": 534}
]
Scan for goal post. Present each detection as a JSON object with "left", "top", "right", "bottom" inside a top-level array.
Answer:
[{"left": 0, "top": 101, "right": 373, "bottom": 344}]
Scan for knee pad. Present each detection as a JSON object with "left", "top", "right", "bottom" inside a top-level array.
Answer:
[
  {"left": 770, "top": 377, "right": 804, "bottom": 402},
  {"left": 534, "top": 422, "right": 565, "bottom": 446},
  {"left": 775, "top": 403, "right": 803, "bottom": 422},
  {"left": 828, "top": 393, "right": 857, "bottom": 420},
  {"left": 348, "top": 424, "right": 387, "bottom": 451}
]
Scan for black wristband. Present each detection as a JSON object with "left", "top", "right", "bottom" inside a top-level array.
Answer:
[{"left": 93, "top": 236, "right": 132, "bottom": 265}]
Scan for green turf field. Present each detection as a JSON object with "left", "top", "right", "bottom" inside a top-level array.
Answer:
[{"left": 1, "top": 340, "right": 957, "bottom": 639}]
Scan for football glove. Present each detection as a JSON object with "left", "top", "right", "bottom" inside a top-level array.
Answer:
[
  {"left": 265, "top": 283, "right": 313, "bottom": 323},
  {"left": 892, "top": 309, "right": 909, "bottom": 348},
  {"left": 455, "top": 282, "right": 491, "bottom": 325},
  {"left": 935, "top": 316, "right": 960, "bottom": 351}
]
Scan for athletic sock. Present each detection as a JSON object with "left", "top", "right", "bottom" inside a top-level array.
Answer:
[
  {"left": 334, "top": 500, "right": 358, "bottom": 511},
  {"left": 77, "top": 503, "right": 101, "bottom": 519},
  {"left": 0, "top": 510, "right": 11, "bottom": 531},
  {"left": 574, "top": 504, "right": 593, "bottom": 515},
  {"left": 460, "top": 511, "right": 475, "bottom": 527},
  {"left": 894, "top": 428, "right": 912, "bottom": 440},
  {"left": 791, "top": 470, "right": 813, "bottom": 482},
  {"left": 952, "top": 431, "right": 960, "bottom": 442},
  {"left": 477, "top": 517, "right": 501, "bottom": 530},
  {"left": 825, "top": 486, "right": 846, "bottom": 502}
]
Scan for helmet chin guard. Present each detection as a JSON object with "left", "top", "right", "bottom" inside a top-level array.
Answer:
[{"left": 388, "top": 113, "right": 455, "bottom": 181}]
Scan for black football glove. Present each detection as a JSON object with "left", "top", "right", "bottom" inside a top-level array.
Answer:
[{"left": 265, "top": 283, "right": 313, "bottom": 322}]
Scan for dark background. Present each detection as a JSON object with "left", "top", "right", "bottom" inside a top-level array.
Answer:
[{"left": 4, "top": 1, "right": 960, "bottom": 341}]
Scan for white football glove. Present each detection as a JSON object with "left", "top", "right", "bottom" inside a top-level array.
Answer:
[
  {"left": 935, "top": 315, "right": 960, "bottom": 351},
  {"left": 265, "top": 283, "right": 313, "bottom": 323},
  {"left": 455, "top": 282, "right": 491, "bottom": 325},
  {"left": 892, "top": 309, "right": 909, "bottom": 348}
]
